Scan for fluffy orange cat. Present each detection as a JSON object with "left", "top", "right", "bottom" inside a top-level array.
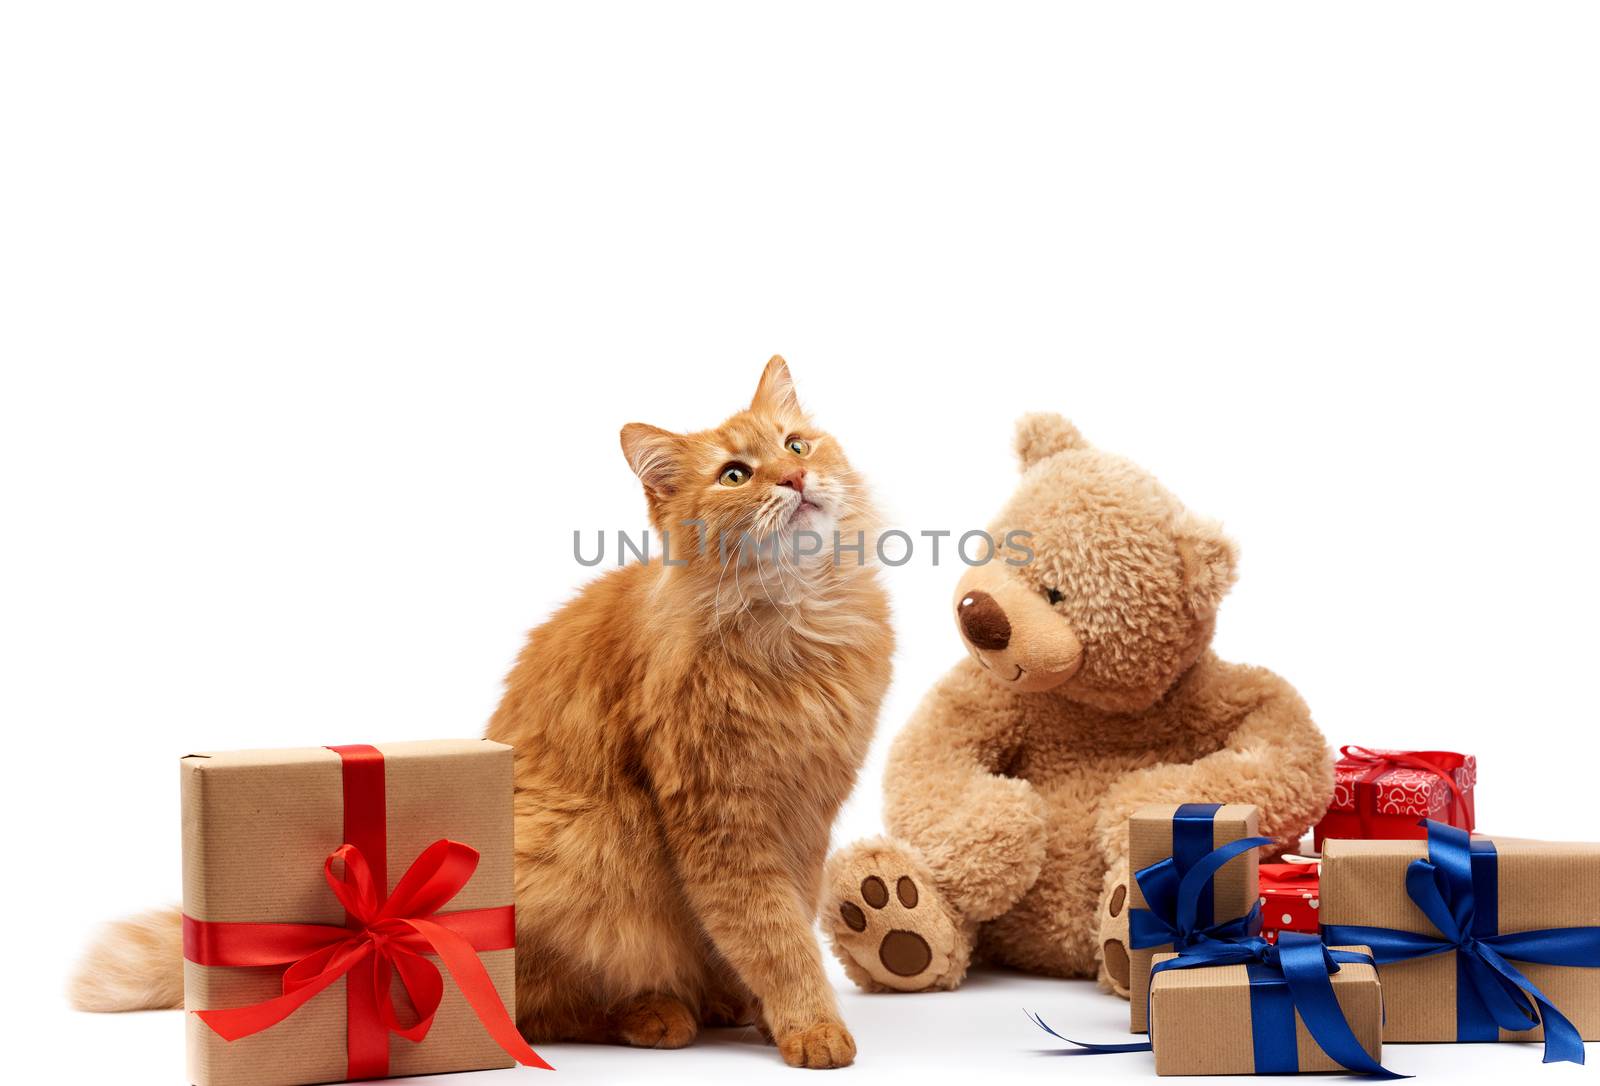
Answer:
[
  {"left": 71, "top": 356, "right": 892, "bottom": 1071},
  {"left": 488, "top": 357, "right": 890, "bottom": 1067}
]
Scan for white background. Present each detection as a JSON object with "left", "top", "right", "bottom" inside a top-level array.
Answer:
[{"left": 4, "top": 2, "right": 1598, "bottom": 1083}]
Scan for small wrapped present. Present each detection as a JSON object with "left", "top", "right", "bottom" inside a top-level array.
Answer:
[
  {"left": 1259, "top": 859, "right": 1320, "bottom": 944},
  {"left": 1127, "top": 803, "right": 1263, "bottom": 1033},
  {"left": 1148, "top": 936, "right": 1386, "bottom": 1076},
  {"left": 1322, "top": 820, "right": 1600, "bottom": 1064},
  {"left": 1029, "top": 933, "right": 1393, "bottom": 1076},
  {"left": 181, "top": 740, "right": 550, "bottom": 1086},
  {"left": 1314, "top": 745, "right": 1475, "bottom": 849}
]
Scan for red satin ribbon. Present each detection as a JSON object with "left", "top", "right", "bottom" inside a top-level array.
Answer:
[
  {"left": 1340, "top": 744, "right": 1468, "bottom": 828},
  {"left": 1259, "top": 862, "right": 1319, "bottom": 889},
  {"left": 184, "top": 744, "right": 551, "bottom": 1077}
]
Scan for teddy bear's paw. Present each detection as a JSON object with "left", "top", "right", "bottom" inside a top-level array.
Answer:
[
  {"left": 823, "top": 840, "right": 963, "bottom": 992},
  {"left": 1097, "top": 857, "right": 1132, "bottom": 1000}
]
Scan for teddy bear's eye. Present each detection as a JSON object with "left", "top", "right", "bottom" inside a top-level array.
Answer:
[{"left": 1045, "top": 587, "right": 1065, "bottom": 605}]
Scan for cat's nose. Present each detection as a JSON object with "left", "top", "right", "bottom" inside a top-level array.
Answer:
[
  {"left": 777, "top": 469, "right": 807, "bottom": 494},
  {"left": 957, "top": 591, "right": 1011, "bottom": 650}
]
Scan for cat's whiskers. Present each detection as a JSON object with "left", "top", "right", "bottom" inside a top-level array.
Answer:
[
  {"left": 746, "top": 534, "right": 800, "bottom": 638},
  {"left": 708, "top": 509, "right": 767, "bottom": 657}
]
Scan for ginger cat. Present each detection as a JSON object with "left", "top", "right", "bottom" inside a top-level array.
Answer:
[
  {"left": 487, "top": 357, "right": 891, "bottom": 1067},
  {"left": 69, "top": 357, "right": 892, "bottom": 1072}
]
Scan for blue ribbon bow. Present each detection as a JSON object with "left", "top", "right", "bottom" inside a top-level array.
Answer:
[
  {"left": 1129, "top": 831, "right": 1269, "bottom": 952},
  {"left": 1029, "top": 932, "right": 1402, "bottom": 1077},
  {"left": 1324, "top": 819, "right": 1600, "bottom": 1065}
]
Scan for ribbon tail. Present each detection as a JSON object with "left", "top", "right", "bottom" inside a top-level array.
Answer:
[
  {"left": 195, "top": 950, "right": 358, "bottom": 1042},
  {"left": 384, "top": 950, "right": 446, "bottom": 1044},
  {"left": 1025, "top": 1010, "right": 1153, "bottom": 1055},
  {"left": 1475, "top": 942, "right": 1588, "bottom": 1065},
  {"left": 407, "top": 918, "right": 554, "bottom": 1070},
  {"left": 1277, "top": 938, "right": 1407, "bottom": 1079},
  {"left": 1536, "top": 1001, "right": 1588, "bottom": 1066}
]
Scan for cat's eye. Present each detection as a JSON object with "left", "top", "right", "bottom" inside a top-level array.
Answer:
[
  {"left": 718, "top": 463, "right": 751, "bottom": 487},
  {"left": 786, "top": 437, "right": 810, "bottom": 456},
  {"left": 1045, "top": 587, "right": 1064, "bottom": 605}
]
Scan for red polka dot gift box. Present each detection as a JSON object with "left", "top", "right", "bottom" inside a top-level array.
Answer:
[
  {"left": 1313, "top": 745, "right": 1476, "bottom": 850},
  {"left": 1258, "top": 859, "right": 1320, "bottom": 944}
]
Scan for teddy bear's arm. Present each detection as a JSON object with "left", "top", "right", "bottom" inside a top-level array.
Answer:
[
  {"left": 1091, "top": 660, "right": 1333, "bottom": 866},
  {"left": 880, "top": 660, "right": 1049, "bottom": 922}
]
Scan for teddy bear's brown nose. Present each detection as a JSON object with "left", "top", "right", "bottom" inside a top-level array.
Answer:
[{"left": 957, "top": 591, "right": 1011, "bottom": 650}]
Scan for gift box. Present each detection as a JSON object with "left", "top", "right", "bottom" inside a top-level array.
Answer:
[
  {"left": 1259, "top": 860, "right": 1320, "bottom": 944},
  {"left": 1314, "top": 746, "right": 1475, "bottom": 850},
  {"left": 1127, "top": 803, "right": 1262, "bottom": 1033},
  {"left": 181, "top": 739, "right": 549, "bottom": 1086},
  {"left": 1149, "top": 938, "right": 1385, "bottom": 1076},
  {"left": 1322, "top": 820, "right": 1600, "bottom": 1064}
]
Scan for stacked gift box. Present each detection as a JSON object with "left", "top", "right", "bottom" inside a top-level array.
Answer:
[
  {"left": 1034, "top": 745, "right": 1600, "bottom": 1076},
  {"left": 1315, "top": 746, "right": 1477, "bottom": 850},
  {"left": 1119, "top": 803, "right": 1391, "bottom": 1076}
]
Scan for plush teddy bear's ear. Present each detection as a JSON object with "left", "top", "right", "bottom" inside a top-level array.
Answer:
[
  {"left": 1174, "top": 512, "right": 1240, "bottom": 616},
  {"left": 1015, "top": 412, "right": 1087, "bottom": 470}
]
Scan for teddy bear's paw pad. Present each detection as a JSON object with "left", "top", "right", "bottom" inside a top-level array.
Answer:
[
  {"left": 831, "top": 872, "right": 955, "bottom": 991},
  {"left": 1101, "top": 938, "right": 1130, "bottom": 991},
  {"left": 1097, "top": 869, "right": 1132, "bottom": 999}
]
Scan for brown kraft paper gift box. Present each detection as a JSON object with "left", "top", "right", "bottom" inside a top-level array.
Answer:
[
  {"left": 1127, "top": 803, "right": 1261, "bottom": 1033},
  {"left": 1320, "top": 834, "right": 1600, "bottom": 1043},
  {"left": 1148, "top": 945, "right": 1383, "bottom": 1075},
  {"left": 182, "top": 739, "right": 518, "bottom": 1086}
]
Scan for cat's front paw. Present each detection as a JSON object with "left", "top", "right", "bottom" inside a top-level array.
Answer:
[
  {"left": 776, "top": 1018, "right": 856, "bottom": 1069},
  {"left": 608, "top": 991, "right": 699, "bottom": 1048},
  {"left": 1097, "top": 856, "right": 1132, "bottom": 999},
  {"left": 822, "top": 838, "right": 965, "bottom": 993}
]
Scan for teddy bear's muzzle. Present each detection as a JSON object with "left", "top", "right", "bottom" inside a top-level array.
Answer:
[{"left": 952, "top": 572, "right": 1085, "bottom": 693}]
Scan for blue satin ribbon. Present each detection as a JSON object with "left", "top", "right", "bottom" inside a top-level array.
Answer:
[
  {"left": 1324, "top": 819, "right": 1600, "bottom": 1065},
  {"left": 1028, "top": 933, "right": 1402, "bottom": 1076},
  {"left": 1174, "top": 802, "right": 1221, "bottom": 929},
  {"left": 1130, "top": 827, "right": 1270, "bottom": 953}
]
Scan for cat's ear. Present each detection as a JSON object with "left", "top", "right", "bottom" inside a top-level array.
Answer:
[
  {"left": 620, "top": 423, "right": 684, "bottom": 496},
  {"left": 751, "top": 355, "right": 803, "bottom": 415}
]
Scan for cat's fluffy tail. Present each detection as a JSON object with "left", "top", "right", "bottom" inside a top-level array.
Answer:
[{"left": 70, "top": 906, "right": 184, "bottom": 1012}]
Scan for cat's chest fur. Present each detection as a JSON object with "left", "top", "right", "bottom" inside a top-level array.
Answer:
[{"left": 635, "top": 572, "right": 892, "bottom": 796}]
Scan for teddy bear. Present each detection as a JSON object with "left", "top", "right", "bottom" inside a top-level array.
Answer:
[{"left": 822, "top": 414, "right": 1332, "bottom": 998}]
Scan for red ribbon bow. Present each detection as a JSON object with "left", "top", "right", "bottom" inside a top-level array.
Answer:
[
  {"left": 1340, "top": 744, "right": 1468, "bottom": 808},
  {"left": 183, "top": 745, "right": 550, "bottom": 1078}
]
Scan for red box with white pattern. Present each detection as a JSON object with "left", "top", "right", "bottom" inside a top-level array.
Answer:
[
  {"left": 1313, "top": 746, "right": 1476, "bottom": 850},
  {"left": 1258, "top": 861, "right": 1320, "bottom": 944}
]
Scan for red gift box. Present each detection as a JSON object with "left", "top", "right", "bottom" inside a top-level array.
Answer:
[
  {"left": 1258, "top": 860, "right": 1320, "bottom": 944},
  {"left": 1313, "top": 745, "right": 1476, "bottom": 850}
]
